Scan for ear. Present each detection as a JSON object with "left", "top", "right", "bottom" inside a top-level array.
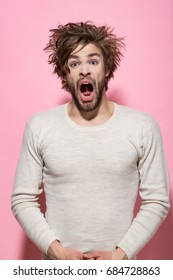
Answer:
[
  {"left": 105, "top": 67, "right": 110, "bottom": 78},
  {"left": 62, "top": 72, "right": 67, "bottom": 81},
  {"left": 106, "top": 72, "right": 110, "bottom": 78}
]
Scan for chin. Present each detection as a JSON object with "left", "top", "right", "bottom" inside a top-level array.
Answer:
[{"left": 79, "top": 101, "right": 99, "bottom": 112}]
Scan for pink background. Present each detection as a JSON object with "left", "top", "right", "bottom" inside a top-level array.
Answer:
[{"left": 0, "top": 0, "right": 173, "bottom": 259}]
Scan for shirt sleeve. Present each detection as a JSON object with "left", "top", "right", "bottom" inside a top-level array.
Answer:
[
  {"left": 11, "top": 122, "right": 57, "bottom": 254},
  {"left": 117, "top": 119, "right": 170, "bottom": 259}
]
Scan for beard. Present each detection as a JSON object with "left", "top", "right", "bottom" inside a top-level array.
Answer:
[{"left": 66, "top": 78, "right": 106, "bottom": 112}]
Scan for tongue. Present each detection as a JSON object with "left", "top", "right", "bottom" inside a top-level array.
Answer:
[
  {"left": 83, "top": 91, "right": 91, "bottom": 96},
  {"left": 81, "top": 91, "right": 93, "bottom": 101}
]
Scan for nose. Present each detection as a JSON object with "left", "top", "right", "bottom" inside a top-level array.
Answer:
[{"left": 79, "top": 64, "right": 91, "bottom": 77}]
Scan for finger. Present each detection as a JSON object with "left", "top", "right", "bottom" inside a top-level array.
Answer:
[
  {"left": 74, "top": 256, "right": 83, "bottom": 260},
  {"left": 83, "top": 252, "right": 99, "bottom": 259},
  {"left": 83, "top": 253, "right": 94, "bottom": 259},
  {"left": 83, "top": 254, "right": 91, "bottom": 259}
]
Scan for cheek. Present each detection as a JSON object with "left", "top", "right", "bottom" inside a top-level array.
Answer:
[
  {"left": 96, "top": 70, "right": 106, "bottom": 82},
  {"left": 66, "top": 74, "right": 73, "bottom": 85},
  {"left": 66, "top": 75, "right": 78, "bottom": 91},
  {"left": 67, "top": 71, "right": 78, "bottom": 82}
]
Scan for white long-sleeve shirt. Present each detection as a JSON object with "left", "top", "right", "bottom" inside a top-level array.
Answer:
[{"left": 11, "top": 103, "right": 170, "bottom": 259}]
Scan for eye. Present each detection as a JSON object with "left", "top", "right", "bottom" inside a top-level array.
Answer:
[
  {"left": 89, "top": 60, "right": 98, "bottom": 65},
  {"left": 69, "top": 61, "right": 79, "bottom": 68}
]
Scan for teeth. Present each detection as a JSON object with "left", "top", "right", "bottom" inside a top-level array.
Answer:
[{"left": 80, "top": 83, "right": 93, "bottom": 93}]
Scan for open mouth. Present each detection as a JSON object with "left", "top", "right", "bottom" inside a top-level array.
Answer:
[
  {"left": 80, "top": 82, "right": 93, "bottom": 93},
  {"left": 79, "top": 82, "right": 94, "bottom": 102}
]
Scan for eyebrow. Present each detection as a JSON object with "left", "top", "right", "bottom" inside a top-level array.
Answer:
[{"left": 68, "top": 52, "right": 101, "bottom": 60}]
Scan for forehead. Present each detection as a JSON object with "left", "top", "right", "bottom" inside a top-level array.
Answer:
[{"left": 69, "top": 43, "right": 103, "bottom": 58}]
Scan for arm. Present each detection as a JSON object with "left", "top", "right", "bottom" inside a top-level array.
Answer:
[
  {"left": 81, "top": 118, "right": 170, "bottom": 261},
  {"left": 116, "top": 119, "right": 170, "bottom": 259},
  {"left": 11, "top": 122, "right": 57, "bottom": 254}
]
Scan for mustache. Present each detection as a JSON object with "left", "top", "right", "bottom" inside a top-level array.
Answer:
[{"left": 77, "top": 77, "right": 96, "bottom": 88}]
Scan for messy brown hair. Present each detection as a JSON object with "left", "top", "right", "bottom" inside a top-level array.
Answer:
[{"left": 44, "top": 22, "right": 125, "bottom": 91}]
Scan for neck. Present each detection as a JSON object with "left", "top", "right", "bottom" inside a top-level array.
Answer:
[{"left": 67, "top": 94, "right": 114, "bottom": 126}]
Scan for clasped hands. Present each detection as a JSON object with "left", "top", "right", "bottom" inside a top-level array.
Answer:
[{"left": 47, "top": 240, "right": 128, "bottom": 260}]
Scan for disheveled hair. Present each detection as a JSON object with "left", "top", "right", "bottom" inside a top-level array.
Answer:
[{"left": 44, "top": 22, "right": 125, "bottom": 91}]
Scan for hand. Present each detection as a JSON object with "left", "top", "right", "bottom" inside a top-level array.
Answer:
[
  {"left": 83, "top": 251, "right": 112, "bottom": 260},
  {"left": 83, "top": 247, "right": 128, "bottom": 260},
  {"left": 47, "top": 240, "right": 83, "bottom": 260}
]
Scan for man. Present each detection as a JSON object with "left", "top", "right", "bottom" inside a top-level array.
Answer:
[{"left": 11, "top": 22, "right": 170, "bottom": 260}]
